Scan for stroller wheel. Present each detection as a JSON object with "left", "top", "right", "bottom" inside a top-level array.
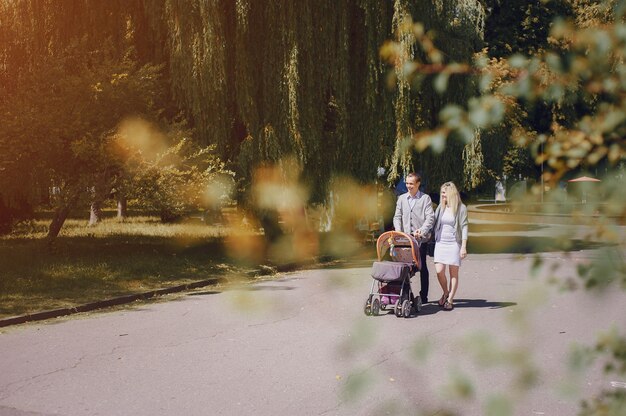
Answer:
[
  {"left": 371, "top": 298, "right": 381, "bottom": 316},
  {"left": 394, "top": 300, "right": 402, "bottom": 317},
  {"left": 363, "top": 298, "right": 372, "bottom": 316},
  {"left": 402, "top": 300, "right": 411, "bottom": 318}
]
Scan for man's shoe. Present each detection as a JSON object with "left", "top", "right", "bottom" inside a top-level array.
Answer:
[{"left": 421, "top": 296, "right": 428, "bottom": 304}]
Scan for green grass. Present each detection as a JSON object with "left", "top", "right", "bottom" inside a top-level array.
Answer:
[
  {"left": 0, "top": 212, "right": 375, "bottom": 319},
  {"left": 0, "top": 215, "right": 266, "bottom": 319}
]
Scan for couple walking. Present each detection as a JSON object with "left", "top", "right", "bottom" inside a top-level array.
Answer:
[{"left": 393, "top": 172, "right": 468, "bottom": 311}]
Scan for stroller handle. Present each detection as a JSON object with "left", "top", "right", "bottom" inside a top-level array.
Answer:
[{"left": 376, "top": 231, "right": 421, "bottom": 267}]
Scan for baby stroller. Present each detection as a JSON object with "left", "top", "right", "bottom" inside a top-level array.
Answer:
[{"left": 363, "top": 231, "right": 422, "bottom": 318}]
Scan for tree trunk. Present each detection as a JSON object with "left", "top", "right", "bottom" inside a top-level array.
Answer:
[
  {"left": 88, "top": 200, "right": 102, "bottom": 226},
  {"left": 88, "top": 181, "right": 112, "bottom": 226},
  {"left": 117, "top": 195, "right": 127, "bottom": 219},
  {"left": 46, "top": 188, "right": 81, "bottom": 242},
  {"left": 47, "top": 203, "right": 72, "bottom": 240},
  {"left": 0, "top": 197, "right": 12, "bottom": 235}
]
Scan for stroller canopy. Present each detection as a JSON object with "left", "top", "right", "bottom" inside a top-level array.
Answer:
[{"left": 376, "top": 231, "right": 420, "bottom": 266}]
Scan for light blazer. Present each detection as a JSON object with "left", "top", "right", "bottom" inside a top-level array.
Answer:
[
  {"left": 433, "top": 203, "right": 469, "bottom": 245},
  {"left": 393, "top": 191, "right": 435, "bottom": 242}
]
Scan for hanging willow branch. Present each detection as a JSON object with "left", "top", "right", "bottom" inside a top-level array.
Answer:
[{"left": 1, "top": 0, "right": 486, "bottom": 200}]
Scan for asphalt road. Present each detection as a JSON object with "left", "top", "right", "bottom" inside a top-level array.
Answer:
[{"left": 1, "top": 250, "right": 625, "bottom": 416}]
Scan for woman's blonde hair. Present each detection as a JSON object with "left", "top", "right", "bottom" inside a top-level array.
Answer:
[{"left": 440, "top": 181, "right": 461, "bottom": 215}]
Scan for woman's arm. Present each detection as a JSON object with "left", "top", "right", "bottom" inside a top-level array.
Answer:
[
  {"left": 432, "top": 205, "right": 441, "bottom": 239},
  {"left": 459, "top": 204, "right": 469, "bottom": 259}
]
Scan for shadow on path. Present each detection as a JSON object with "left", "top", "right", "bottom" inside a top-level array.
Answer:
[
  {"left": 451, "top": 298, "right": 516, "bottom": 309},
  {"left": 415, "top": 299, "right": 516, "bottom": 316}
]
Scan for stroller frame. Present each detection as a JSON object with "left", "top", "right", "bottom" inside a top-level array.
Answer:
[{"left": 364, "top": 231, "right": 422, "bottom": 318}]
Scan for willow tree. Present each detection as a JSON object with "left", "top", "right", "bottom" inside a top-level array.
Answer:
[
  {"left": 231, "top": 0, "right": 395, "bottom": 203},
  {"left": 1, "top": 0, "right": 486, "bottom": 225},
  {"left": 386, "top": 0, "right": 486, "bottom": 190},
  {"left": 226, "top": 0, "right": 485, "bottom": 197},
  {"left": 125, "top": 0, "right": 485, "bottom": 199}
]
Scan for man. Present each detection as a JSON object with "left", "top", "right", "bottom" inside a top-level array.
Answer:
[{"left": 393, "top": 172, "right": 435, "bottom": 303}]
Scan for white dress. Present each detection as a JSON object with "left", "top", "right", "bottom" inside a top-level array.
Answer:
[{"left": 433, "top": 207, "right": 461, "bottom": 266}]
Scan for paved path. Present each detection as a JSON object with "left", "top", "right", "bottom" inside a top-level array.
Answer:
[{"left": 1, "top": 248, "right": 625, "bottom": 415}]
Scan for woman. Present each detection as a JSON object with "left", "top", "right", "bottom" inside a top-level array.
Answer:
[{"left": 433, "top": 182, "right": 468, "bottom": 311}]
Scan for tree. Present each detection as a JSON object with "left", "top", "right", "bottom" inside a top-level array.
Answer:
[
  {"left": 0, "top": 43, "right": 165, "bottom": 239},
  {"left": 440, "top": 0, "right": 580, "bottom": 193},
  {"left": 484, "top": 0, "right": 575, "bottom": 58},
  {"left": 1, "top": 0, "right": 487, "bottom": 229},
  {"left": 125, "top": 124, "right": 234, "bottom": 223}
]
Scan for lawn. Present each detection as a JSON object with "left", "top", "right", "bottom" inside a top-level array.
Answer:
[
  {"left": 0, "top": 210, "right": 371, "bottom": 319},
  {"left": 0, "top": 214, "right": 270, "bottom": 319}
]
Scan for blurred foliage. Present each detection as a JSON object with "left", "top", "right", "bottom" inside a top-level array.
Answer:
[
  {"left": 122, "top": 125, "right": 234, "bottom": 223},
  {"left": 381, "top": 1, "right": 626, "bottom": 414},
  {"left": 381, "top": 0, "right": 625, "bottom": 189},
  {"left": 382, "top": 0, "right": 626, "bottom": 194},
  {"left": 578, "top": 328, "right": 626, "bottom": 415}
]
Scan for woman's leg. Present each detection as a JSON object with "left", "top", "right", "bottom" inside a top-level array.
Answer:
[
  {"left": 435, "top": 262, "right": 448, "bottom": 304},
  {"left": 447, "top": 265, "right": 460, "bottom": 304}
]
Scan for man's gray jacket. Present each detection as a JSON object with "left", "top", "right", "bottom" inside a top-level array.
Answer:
[{"left": 393, "top": 191, "right": 435, "bottom": 242}]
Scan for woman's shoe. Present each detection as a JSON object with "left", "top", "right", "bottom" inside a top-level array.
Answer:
[
  {"left": 443, "top": 301, "right": 454, "bottom": 311},
  {"left": 438, "top": 293, "right": 448, "bottom": 307}
]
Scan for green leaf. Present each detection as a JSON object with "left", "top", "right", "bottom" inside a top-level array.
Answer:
[
  {"left": 429, "top": 132, "right": 447, "bottom": 153},
  {"left": 434, "top": 73, "right": 450, "bottom": 93},
  {"left": 509, "top": 54, "right": 527, "bottom": 68},
  {"left": 445, "top": 369, "right": 475, "bottom": 400},
  {"left": 485, "top": 394, "right": 513, "bottom": 416},
  {"left": 341, "top": 369, "right": 372, "bottom": 402},
  {"left": 468, "top": 103, "right": 489, "bottom": 127}
]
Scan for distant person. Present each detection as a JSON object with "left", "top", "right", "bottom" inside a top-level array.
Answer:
[
  {"left": 381, "top": 184, "right": 397, "bottom": 232},
  {"left": 393, "top": 175, "right": 408, "bottom": 197},
  {"left": 433, "top": 181, "right": 468, "bottom": 311},
  {"left": 495, "top": 179, "right": 506, "bottom": 202},
  {"left": 393, "top": 172, "right": 434, "bottom": 304}
]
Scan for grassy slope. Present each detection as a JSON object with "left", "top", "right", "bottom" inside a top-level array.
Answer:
[{"left": 0, "top": 216, "right": 262, "bottom": 318}]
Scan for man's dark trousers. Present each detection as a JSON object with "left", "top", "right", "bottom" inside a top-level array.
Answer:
[{"left": 418, "top": 243, "right": 429, "bottom": 302}]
